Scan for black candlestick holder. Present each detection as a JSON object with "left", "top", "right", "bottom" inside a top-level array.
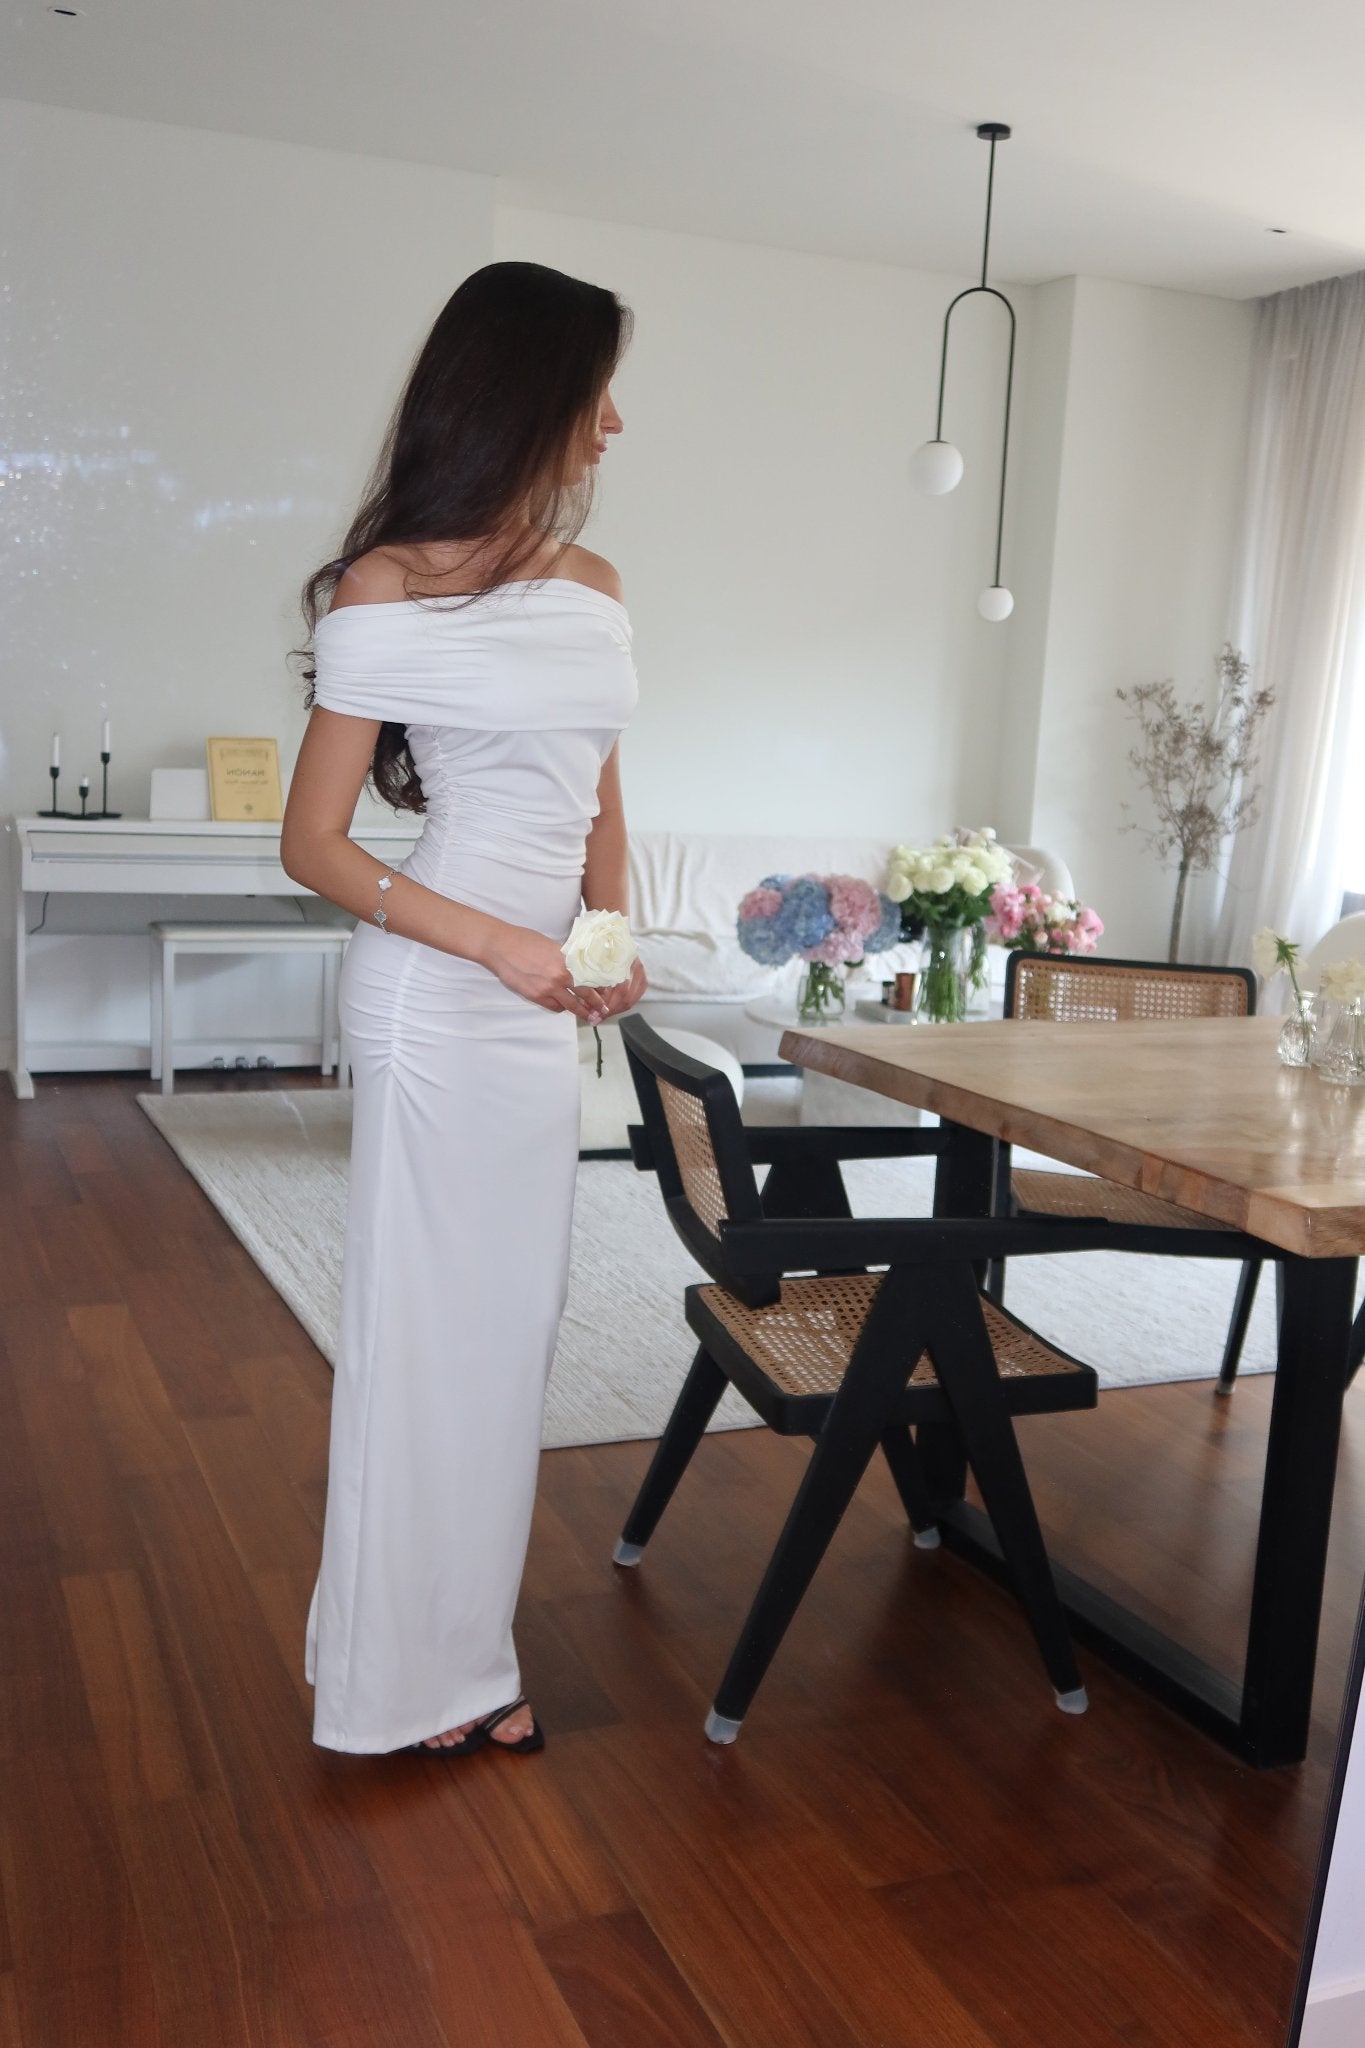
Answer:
[
  {"left": 38, "top": 764, "right": 83, "bottom": 819},
  {"left": 93, "top": 751, "right": 121, "bottom": 820}
]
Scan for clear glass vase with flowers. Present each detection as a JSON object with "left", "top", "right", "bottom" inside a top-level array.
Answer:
[
  {"left": 736, "top": 873, "right": 904, "bottom": 1022},
  {"left": 1250, "top": 926, "right": 1315, "bottom": 1068},
  {"left": 884, "top": 829, "right": 1015, "bottom": 1022}
]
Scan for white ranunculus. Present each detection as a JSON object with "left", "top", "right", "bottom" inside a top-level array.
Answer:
[
  {"left": 957, "top": 862, "right": 988, "bottom": 896},
  {"left": 925, "top": 865, "right": 956, "bottom": 893},
  {"left": 1319, "top": 957, "right": 1365, "bottom": 1005},
  {"left": 1249, "top": 927, "right": 1281, "bottom": 981},
  {"left": 562, "top": 908, "right": 638, "bottom": 986}
]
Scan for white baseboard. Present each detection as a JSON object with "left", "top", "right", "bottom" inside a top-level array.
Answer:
[{"left": 1302, "top": 1979, "right": 1365, "bottom": 2047}]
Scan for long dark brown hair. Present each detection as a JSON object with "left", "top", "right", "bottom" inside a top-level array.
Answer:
[{"left": 292, "top": 260, "right": 633, "bottom": 811}]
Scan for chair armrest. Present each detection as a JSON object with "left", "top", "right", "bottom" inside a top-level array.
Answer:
[
  {"left": 626, "top": 1122, "right": 945, "bottom": 1173},
  {"left": 740, "top": 1126, "right": 947, "bottom": 1163},
  {"left": 717, "top": 1215, "right": 1118, "bottom": 1272},
  {"left": 717, "top": 1212, "right": 1267, "bottom": 1273}
]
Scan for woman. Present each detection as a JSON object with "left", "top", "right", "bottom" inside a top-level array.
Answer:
[{"left": 281, "top": 260, "right": 646, "bottom": 1757}]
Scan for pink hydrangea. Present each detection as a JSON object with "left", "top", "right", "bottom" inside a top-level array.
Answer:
[
  {"left": 738, "top": 885, "right": 784, "bottom": 921},
  {"left": 822, "top": 874, "right": 881, "bottom": 940},
  {"left": 804, "top": 925, "right": 865, "bottom": 965}
]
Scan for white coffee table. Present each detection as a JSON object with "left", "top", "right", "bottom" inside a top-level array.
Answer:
[{"left": 742, "top": 995, "right": 926, "bottom": 1126}]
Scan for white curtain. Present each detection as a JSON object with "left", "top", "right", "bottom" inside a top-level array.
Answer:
[{"left": 1212, "top": 270, "right": 1365, "bottom": 968}]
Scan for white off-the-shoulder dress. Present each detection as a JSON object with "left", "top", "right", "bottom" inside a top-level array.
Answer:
[{"left": 303, "top": 578, "right": 638, "bottom": 1752}]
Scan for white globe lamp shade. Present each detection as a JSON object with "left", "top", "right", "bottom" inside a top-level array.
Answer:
[
  {"left": 910, "top": 439, "right": 964, "bottom": 495},
  {"left": 977, "top": 584, "right": 1014, "bottom": 622}
]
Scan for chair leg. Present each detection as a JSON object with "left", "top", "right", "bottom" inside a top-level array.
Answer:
[
  {"left": 1217, "top": 1259, "right": 1263, "bottom": 1395},
  {"left": 879, "top": 1426, "right": 941, "bottom": 1548},
  {"left": 928, "top": 1273, "right": 1086, "bottom": 1712},
  {"left": 706, "top": 1278, "right": 929, "bottom": 1743},
  {"left": 613, "top": 1345, "right": 728, "bottom": 1564}
]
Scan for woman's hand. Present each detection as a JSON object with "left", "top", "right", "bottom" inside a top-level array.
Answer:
[
  {"left": 481, "top": 924, "right": 609, "bottom": 1021},
  {"left": 595, "top": 957, "right": 649, "bottom": 1019}
]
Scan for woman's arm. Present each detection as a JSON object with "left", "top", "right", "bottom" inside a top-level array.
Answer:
[
  {"left": 581, "top": 741, "right": 628, "bottom": 916},
  {"left": 280, "top": 706, "right": 606, "bottom": 1021},
  {"left": 581, "top": 741, "right": 648, "bottom": 1017}
]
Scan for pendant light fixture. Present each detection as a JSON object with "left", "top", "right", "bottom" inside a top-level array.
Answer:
[{"left": 911, "top": 122, "right": 1017, "bottom": 622}]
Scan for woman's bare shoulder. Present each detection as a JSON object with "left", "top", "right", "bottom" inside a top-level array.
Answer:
[
  {"left": 327, "top": 548, "right": 412, "bottom": 613},
  {"left": 560, "top": 544, "right": 625, "bottom": 606}
]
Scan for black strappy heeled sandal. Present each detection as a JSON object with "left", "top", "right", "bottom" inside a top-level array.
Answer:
[
  {"left": 408, "top": 1694, "right": 544, "bottom": 1758},
  {"left": 479, "top": 1694, "right": 545, "bottom": 1754}
]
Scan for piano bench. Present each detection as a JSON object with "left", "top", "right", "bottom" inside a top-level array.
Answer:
[{"left": 148, "top": 921, "right": 352, "bottom": 1095}]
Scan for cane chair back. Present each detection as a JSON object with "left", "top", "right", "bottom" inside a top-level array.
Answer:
[
  {"left": 1006, "top": 952, "right": 1254, "bottom": 1024},
  {"left": 620, "top": 1014, "right": 774, "bottom": 1304}
]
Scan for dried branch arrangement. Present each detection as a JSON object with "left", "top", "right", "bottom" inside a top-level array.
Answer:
[{"left": 1115, "top": 645, "right": 1276, "bottom": 962}]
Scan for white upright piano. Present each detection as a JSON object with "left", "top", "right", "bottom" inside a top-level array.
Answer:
[{"left": 10, "top": 815, "right": 423, "bottom": 1097}]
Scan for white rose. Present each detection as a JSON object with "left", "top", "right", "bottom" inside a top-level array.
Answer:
[
  {"left": 1249, "top": 927, "right": 1281, "bottom": 981},
  {"left": 562, "top": 908, "right": 638, "bottom": 986},
  {"left": 957, "top": 862, "right": 988, "bottom": 896},
  {"left": 1319, "top": 957, "right": 1365, "bottom": 1005},
  {"left": 1044, "top": 899, "right": 1071, "bottom": 926},
  {"left": 925, "top": 865, "right": 956, "bottom": 893}
]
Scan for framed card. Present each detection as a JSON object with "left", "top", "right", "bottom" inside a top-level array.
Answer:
[{"left": 205, "top": 736, "right": 283, "bottom": 822}]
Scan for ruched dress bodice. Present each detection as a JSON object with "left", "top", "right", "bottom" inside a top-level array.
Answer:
[{"left": 313, "top": 578, "right": 638, "bottom": 917}]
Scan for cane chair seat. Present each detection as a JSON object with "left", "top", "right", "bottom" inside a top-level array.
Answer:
[
  {"left": 1011, "top": 1169, "right": 1211, "bottom": 1232},
  {"left": 690, "top": 1273, "right": 1095, "bottom": 1425}
]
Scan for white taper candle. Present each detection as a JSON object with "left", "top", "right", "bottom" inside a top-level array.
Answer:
[
  {"left": 51, "top": 733, "right": 60, "bottom": 770},
  {"left": 102, "top": 720, "right": 111, "bottom": 753}
]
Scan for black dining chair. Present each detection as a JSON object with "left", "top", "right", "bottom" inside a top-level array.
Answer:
[
  {"left": 616, "top": 1012, "right": 1108, "bottom": 1744},
  {"left": 986, "top": 952, "right": 1277, "bottom": 1393}
]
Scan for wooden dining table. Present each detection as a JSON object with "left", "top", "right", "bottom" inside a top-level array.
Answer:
[{"left": 779, "top": 1012, "right": 1365, "bottom": 1768}]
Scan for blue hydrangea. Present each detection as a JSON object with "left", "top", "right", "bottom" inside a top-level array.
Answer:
[
  {"left": 865, "top": 892, "right": 904, "bottom": 953},
  {"left": 772, "top": 876, "right": 836, "bottom": 954},
  {"left": 736, "top": 914, "right": 791, "bottom": 965}
]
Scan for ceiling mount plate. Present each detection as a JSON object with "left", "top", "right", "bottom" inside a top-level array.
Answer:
[{"left": 976, "top": 122, "right": 1012, "bottom": 142}]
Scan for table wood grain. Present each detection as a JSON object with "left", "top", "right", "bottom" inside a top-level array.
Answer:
[{"left": 778, "top": 1015, "right": 1365, "bottom": 1259}]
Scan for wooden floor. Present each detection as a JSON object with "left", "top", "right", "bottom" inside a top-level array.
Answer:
[{"left": 2, "top": 1072, "right": 1361, "bottom": 2047}]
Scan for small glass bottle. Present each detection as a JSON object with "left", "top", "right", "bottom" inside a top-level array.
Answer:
[
  {"left": 1317, "top": 998, "right": 1365, "bottom": 1087},
  {"left": 1277, "top": 990, "right": 1315, "bottom": 1067}
]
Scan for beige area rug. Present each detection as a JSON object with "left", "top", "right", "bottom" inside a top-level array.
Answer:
[{"left": 137, "top": 1090, "right": 1286, "bottom": 1449}]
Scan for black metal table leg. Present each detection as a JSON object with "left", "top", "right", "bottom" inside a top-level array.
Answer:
[
  {"left": 918, "top": 1119, "right": 997, "bottom": 1511},
  {"left": 1239, "top": 1254, "right": 1358, "bottom": 1766},
  {"left": 935, "top": 1242, "right": 1358, "bottom": 1767}
]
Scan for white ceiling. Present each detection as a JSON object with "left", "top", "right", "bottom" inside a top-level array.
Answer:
[{"left": 7, "top": 0, "right": 1365, "bottom": 298}]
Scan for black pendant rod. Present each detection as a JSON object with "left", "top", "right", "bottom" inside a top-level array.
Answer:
[{"left": 929, "top": 121, "right": 1015, "bottom": 592}]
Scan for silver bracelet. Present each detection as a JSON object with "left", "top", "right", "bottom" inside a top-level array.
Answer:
[{"left": 373, "top": 865, "right": 398, "bottom": 930}]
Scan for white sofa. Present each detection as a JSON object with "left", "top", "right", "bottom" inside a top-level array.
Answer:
[{"left": 618, "top": 829, "right": 1075, "bottom": 1064}]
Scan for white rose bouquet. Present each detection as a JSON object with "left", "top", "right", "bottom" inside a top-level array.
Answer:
[
  {"left": 884, "top": 828, "right": 1015, "bottom": 1021},
  {"left": 561, "top": 908, "right": 640, "bottom": 1075}
]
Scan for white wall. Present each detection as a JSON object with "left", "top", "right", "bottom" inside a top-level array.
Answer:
[
  {"left": 0, "top": 96, "right": 493, "bottom": 1068},
  {"left": 492, "top": 204, "right": 1026, "bottom": 838},
  {"left": 1006, "top": 276, "right": 1256, "bottom": 956},
  {"left": 1301, "top": 1671, "right": 1365, "bottom": 2044}
]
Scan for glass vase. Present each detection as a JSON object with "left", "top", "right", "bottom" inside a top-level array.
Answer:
[
  {"left": 1317, "top": 997, "right": 1365, "bottom": 1087},
  {"left": 1277, "top": 991, "right": 1316, "bottom": 1068},
  {"left": 796, "top": 960, "right": 846, "bottom": 1023},
  {"left": 916, "top": 925, "right": 972, "bottom": 1024}
]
